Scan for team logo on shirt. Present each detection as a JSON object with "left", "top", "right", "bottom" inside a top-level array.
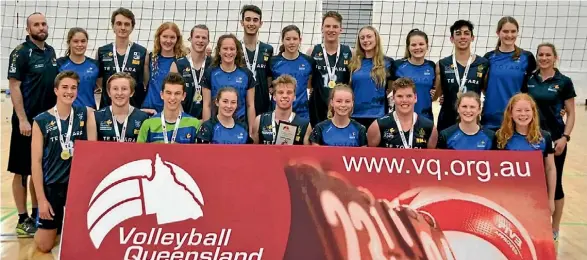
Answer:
[
  {"left": 237, "top": 133, "right": 244, "bottom": 139},
  {"left": 383, "top": 128, "right": 395, "bottom": 139},
  {"left": 46, "top": 120, "right": 57, "bottom": 133},
  {"left": 349, "top": 132, "right": 356, "bottom": 139},
  {"left": 133, "top": 52, "right": 140, "bottom": 60},
  {"left": 80, "top": 121, "right": 85, "bottom": 127},
  {"left": 9, "top": 63, "right": 16, "bottom": 73},
  {"left": 236, "top": 77, "right": 243, "bottom": 84},
  {"left": 108, "top": 52, "right": 113, "bottom": 57},
  {"left": 100, "top": 120, "right": 113, "bottom": 131},
  {"left": 261, "top": 125, "right": 273, "bottom": 136},
  {"left": 477, "top": 140, "right": 486, "bottom": 148},
  {"left": 86, "top": 154, "right": 205, "bottom": 249},
  {"left": 186, "top": 133, "right": 192, "bottom": 139},
  {"left": 424, "top": 69, "right": 431, "bottom": 76}
]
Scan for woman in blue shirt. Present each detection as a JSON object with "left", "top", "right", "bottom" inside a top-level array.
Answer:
[
  {"left": 482, "top": 16, "right": 536, "bottom": 131},
  {"left": 269, "top": 25, "right": 315, "bottom": 119},
  {"left": 495, "top": 93, "right": 556, "bottom": 217},
  {"left": 437, "top": 91, "right": 495, "bottom": 150},
  {"left": 310, "top": 84, "right": 367, "bottom": 147},
  {"left": 201, "top": 34, "right": 256, "bottom": 133},
  {"left": 393, "top": 29, "right": 436, "bottom": 121},
  {"left": 348, "top": 25, "right": 394, "bottom": 129},
  {"left": 142, "top": 22, "right": 185, "bottom": 114},
  {"left": 56, "top": 27, "right": 99, "bottom": 109},
  {"left": 526, "top": 43, "right": 576, "bottom": 244},
  {"left": 197, "top": 87, "right": 253, "bottom": 144}
]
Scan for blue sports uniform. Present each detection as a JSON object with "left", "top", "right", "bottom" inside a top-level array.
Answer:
[
  {"left": 482, "top": 49, "right": 536, "bottom": 130},
  {"left": 437, "top": 124, "right": 495, "bottom": 150},
  {"left": 57, "top": 56, "right": 100, "bottom": 108},
  {"left": 310, "top": 119, "right": 367, "bottom": 147},
  {"left": 268, "top": 52, "right": 315, "bottom": 119},
  {"left": 393, "top": 58, "right": 436, "bottom": 121}
]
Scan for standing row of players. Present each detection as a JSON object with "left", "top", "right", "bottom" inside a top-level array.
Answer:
[{"left": 7, "top": 5, "right": 575, "bottom": 252}]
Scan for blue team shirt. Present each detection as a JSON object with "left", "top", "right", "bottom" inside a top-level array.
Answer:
[
  {"left": 142, "top": 53, "right": 176, "bottom": 112},
  {"left": 437, "top": 124, "right": 495, "bottom": 150},
  {"left": 269, "top": 52, "right": 315, "bottom": 119},
  {"left": 201, "top": 66, "right": 256, "bottom": 120},
  {"left": 351, "top": 57, "right": 394, "bottom": 119},
  {"left": 57, "top": 56, "right": 99, "bottom": 108},
  {"left": 196, "top": 117, "right": 252, "bottom": 144},
  {"left": 499, "top": 130, "right": 554, "bottom": 158},
  {"left": 393, "top": 59, "right": 436, "bottom": 121},
  {"left": 482, "top": 50, "right": 536, "bottom": 130},
  {"left": 310, "top": 119, "right": 367, "bottom": 147}
]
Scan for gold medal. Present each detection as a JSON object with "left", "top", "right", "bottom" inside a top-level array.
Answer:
[
  {"left": 60, "top": 150, "right": 71, "bottom": 160},
  {"left": 328, "top": 80, "right": 336, "bottom": 88},
  {"left": 195, "top": 93, "right": 203, "bottom": 102}
]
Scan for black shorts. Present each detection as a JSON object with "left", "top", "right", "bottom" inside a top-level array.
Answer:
[
  {"left": 7, "top": 115, "right": 32, "bottom": 176},
  {"left": 36, "top": 183, "right": 68, "bottom": 233},
  {"left": 554, "top": 146, "right": 567, "bottom": 200}
]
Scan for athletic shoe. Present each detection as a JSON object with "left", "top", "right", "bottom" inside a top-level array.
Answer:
[
  {"left": 553, "top": 230, "right": 559, "bottom": 252},
  {"left": 15, "top": 218, "right": 37, "bottom": 237}
]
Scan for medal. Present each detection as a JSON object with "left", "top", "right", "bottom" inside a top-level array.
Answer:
[
  {"left": 53, "top": 106, "right": 74, "bottom": 160},
  {"left": 112, "top": 42, "right": 133, "bottom": 73},
  {"left": 321, "top": 43, "right": 341, "bottom": 88},
  {"left": 452, "top": 50, "right": 474, "bottom": 93},
  {"left": 242, "top": 40, "right": 260, "bottom": 80},
  {"left": 110, "top": 105, "right": 134, "bottom": 142},
  {"left": 328, "top": 80, "right": 336, "bottom": 88},
  {"left": 187, "top": 54, "right": 206, "bottom": 104},
  {"left": 393, "top": 111, "right": 417, "bottom": 149},
  {"left": 60, "top": 150, "right": 71, "bottom": 160},
  {"left": 161, "top": 110, "right": 182, "bottom": 144}
]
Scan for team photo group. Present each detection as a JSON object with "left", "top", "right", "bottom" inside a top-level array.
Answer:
[{"left": 7, "top": 4, "right": 576, "bottom": 254}]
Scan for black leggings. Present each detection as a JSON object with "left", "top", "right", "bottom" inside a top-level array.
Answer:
[{"left": 554, "top": 146, "right": 567, "bottom": 200}]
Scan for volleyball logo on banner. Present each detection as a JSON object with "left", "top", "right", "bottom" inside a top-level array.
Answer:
[{"left": 86, "top": 154, "right": 205, "bottom": 249}]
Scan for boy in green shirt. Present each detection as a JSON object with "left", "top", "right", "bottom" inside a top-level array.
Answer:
[{"left": 138, "top": 73, "right": 201, "bottom": 143}]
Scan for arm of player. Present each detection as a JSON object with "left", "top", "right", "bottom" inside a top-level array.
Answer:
[
  {"left": 427, "top": 127, "right": 439, "bottom": 149},
  {"left": 9, "top": 79, "right": 30, "bottom": 136},
  {"left": 309, "top": 126, "right": 322, "bottom": 146},
  {"left": 555, "top": 98, "right": 575, "bottom": 156},
  {"left": 303, "top": 124, "right": 313, "bottom": 145},
  {"left": 432, "top": 63, "right": 443, "bottom": 102},
  {"left": 246, "top": 88, "right": 256, "bottom": 135},
  {"left": 95, "top": 51, "right": 103, "bottom": 94},
  {"left": 136, "top": 120, "right": 150, "bottom": 143},
  {"left": 202, "top": 88, "right": 212, "bottom": 121},
  {"left": 31, "top": 121, "right": 53, "bottom": 220},
  {"left": 143, "top": 54, "right": 150, "bottom": 91},
  {"left": 367, "top": 120, "right": 381, "bottom": 147},
  {"left": 86, "top": 107, "right": 97, "bottom": 141},
  {"left": 252, "top": 115, "right": 261, "bottom": 144}
]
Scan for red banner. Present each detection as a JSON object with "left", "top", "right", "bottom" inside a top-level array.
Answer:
[{"left": 60, "top": 141, "right": 555, "bottom": 260}]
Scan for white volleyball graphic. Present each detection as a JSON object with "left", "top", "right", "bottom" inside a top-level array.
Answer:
[{"left": 87, "top": 154, "right": 205, "bottom": 249}]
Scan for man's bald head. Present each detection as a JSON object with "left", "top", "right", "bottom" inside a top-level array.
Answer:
[{"left": 26, "top": 12, "right": 48, "bottom": 42}]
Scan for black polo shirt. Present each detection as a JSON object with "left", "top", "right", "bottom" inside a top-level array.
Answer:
[
  {"left": 527, "top": 69, "right": 576, "bottom": 140},
  {"left": 7, "top": 36, "right": 59, "bottom": 120}
]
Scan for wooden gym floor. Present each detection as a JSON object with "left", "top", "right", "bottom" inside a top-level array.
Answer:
[{"left": 0, "top": 97, "right": 585, "bottom": 259}]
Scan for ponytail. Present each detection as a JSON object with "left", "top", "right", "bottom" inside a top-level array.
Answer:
[{"left": 279, "top": 44, "right": 285, "bottom": 54}]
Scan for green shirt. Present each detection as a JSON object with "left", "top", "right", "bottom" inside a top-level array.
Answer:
[{"left": 137, "top": 112, "right": 200, "bottom": 144}]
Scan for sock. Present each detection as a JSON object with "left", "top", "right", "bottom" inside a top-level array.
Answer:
[
  {"left": 31, "top": 207, "right": 38, "bottom": 221},
  {"left": 18, "top": 213, "right": 28, "bottom": 224}
]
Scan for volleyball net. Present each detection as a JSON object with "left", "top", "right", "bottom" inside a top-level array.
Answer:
[{"left": 1, "top": 1, "right": 586, "bottom": 100}]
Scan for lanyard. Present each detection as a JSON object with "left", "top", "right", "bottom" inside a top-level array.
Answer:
[
  {"left": 393, "top": 111, "right": 417, "bottom": 149},
  {"left": 53, "top": 106, "right": 74, "bottom": 151},
  {"left": 110, "top": 105, "right": 133, "bottom": 142},
  {"left": 242, "top": 40, "right": 259, "bottom": 79},
  {"left": 321, "top": 44, "right": 341, "bottom": 82},
  {"left": 113, "top": 42, "right": 133, "bottom": 73},
  {"left": 187, "top": 55, "right": 206, "bottom": 100},
  {"left": 160, "top": 111, "right": 182, "bottom": 143},
  {"left": 452, "top": 53, "right": 474, "bottom": 93},
  {"left": 271, "top": 111, "right": 296, "bottom": 144}
]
